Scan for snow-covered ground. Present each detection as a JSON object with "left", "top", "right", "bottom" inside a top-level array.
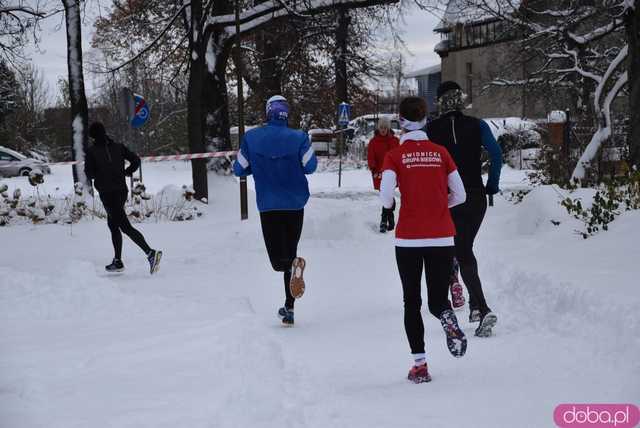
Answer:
[{"left": 1, "top": 163, "right": 638, "bottom": 428}]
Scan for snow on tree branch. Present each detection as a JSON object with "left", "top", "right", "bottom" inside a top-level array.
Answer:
[
  {"left": 207, "top": 0, "right": 398, "bottom": 35},
  {"left": 571, "top": 45, "right": 629, "bottom": 181}
]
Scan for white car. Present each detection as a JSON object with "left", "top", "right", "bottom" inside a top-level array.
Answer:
[{"left": 0, "top": 146, "right": 51, "bottom": 177}]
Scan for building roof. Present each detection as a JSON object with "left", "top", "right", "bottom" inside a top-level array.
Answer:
[
  {"left": 434, "top": 0, "right": 521, "bottom": 32},
  {"left": 406, "top": 64, "right": 441, "bottom": 79}
]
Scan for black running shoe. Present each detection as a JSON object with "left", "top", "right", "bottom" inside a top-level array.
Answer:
[
  {"left": 469, "top": 308, "right": 481, "bottom": 323},
  {"left": 147, "top": 250, "right": 163, "bottom": 275},
  {"left": 475, "top": 311, "right": 497, "bottom": 337},
  {"left": 440, "top": 309, "right": 467, "bottom": 358},
  {"left": 105, "top": 259, "right": 124, "bottom": 273},
  {"left": 278, "top": 307, "right": 294, "bottom": 326}
]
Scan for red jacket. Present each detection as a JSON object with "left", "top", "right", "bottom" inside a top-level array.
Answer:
[
  {"left": 367, "top": 131, "right": 399, "bottom": 190},
  {"left": 382, "top": 137, "right": 458, "bottom": 240}
]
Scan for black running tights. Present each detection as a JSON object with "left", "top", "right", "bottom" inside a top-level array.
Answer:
[
  {"left": 100, "top": 190, "right": 151, "bottom": 260},
  {"left": 260, "top": 209, "right": 304, "bottom": 310},
  {"left": 396, "top": 246, "right": 454, "bottom": 355},
  {"left": 450, "top": 190, "right": 491, "bottom": 314}
]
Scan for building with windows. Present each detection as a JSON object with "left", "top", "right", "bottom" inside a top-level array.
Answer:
[
  {"left": 406, "top": 64, "right": 441, "bottom": 115},
  {"left": 431, "top": 0, "right": 550, "bottom": 119}
]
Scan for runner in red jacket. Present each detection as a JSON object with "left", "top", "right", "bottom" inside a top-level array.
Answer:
[
  {"left": 380, "top": 97, "right": 467, "bottom": 384},
  {"left": 367, "top": 116, "right": 399, "bottom": 233}
]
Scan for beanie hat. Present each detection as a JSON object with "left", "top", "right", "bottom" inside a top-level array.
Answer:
[
  {"left": 265, "top": 95, "right": 289, "bottom": 122},
  {"left": 377, "top": 116, "right": 391, "bottom": 130},
  {"left": 436, "top": 81, "right": 462, "bottom": 99},
  {"left": 88, "top": 122, "right": 107, "bottom": 140}
]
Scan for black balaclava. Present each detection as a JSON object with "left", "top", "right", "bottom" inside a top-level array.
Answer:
[
  {"left": 89, "top": 122, "right": 108, "bottom": 144},
  {"left": 436, "top": 81, "right": 467, "bottom": 114}
]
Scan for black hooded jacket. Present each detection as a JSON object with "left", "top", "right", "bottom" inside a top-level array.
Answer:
[{"left": 84, "top": 136, "right": 140, "bottom": 193}]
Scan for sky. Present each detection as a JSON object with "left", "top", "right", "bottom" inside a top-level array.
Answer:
[{"left": 23, "top": 2, "right": 443, "bottom": 104}]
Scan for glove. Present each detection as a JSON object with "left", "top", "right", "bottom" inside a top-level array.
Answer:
[
  {"left": 486, "top": 181, "right": 500, "bottom": 196},
  {"left": 124, "top": 167, "right": 135, "bottom": 177}
]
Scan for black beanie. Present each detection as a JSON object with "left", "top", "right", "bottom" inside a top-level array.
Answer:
[
  {"left": 437, "top": 81, "right": 462, "bottom": 99},
  {"left": 88, "top": 122, "right": 106, "bottom": 140}
]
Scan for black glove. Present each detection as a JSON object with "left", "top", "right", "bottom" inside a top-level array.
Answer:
[{"left": 485, "top": 181, "right": 500, "bottom": 196}]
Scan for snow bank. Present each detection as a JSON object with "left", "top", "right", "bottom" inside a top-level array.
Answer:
[
  {"left": 1, "top": 164, "right": 638, "bottom": 428},
  {"left": 483, "top": 117, "right": 539, "bottom": 140},
  {"left": 512, "top": 185, "right": 568, "bottom": 234}
]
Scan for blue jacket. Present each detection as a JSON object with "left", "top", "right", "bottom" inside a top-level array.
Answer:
[
  {"left": 478, "top": 120, "right": 502, "bottom": 194},
  {"left": 233, "top": 120, "right": 318, "bottom": 212}
]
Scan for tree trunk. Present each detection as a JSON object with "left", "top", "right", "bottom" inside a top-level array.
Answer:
[
  {"left": 62, "top": 0, "right": 89, "bottom": 185},
  {"left": 186, "top": 0, "right": 208, "bottom": 201},
  {"left": 256, "top": 24, "right": 284, "bottom": 101},
  {"left": 626, "top": 5, "right": 640, "bottom": 169},
  {"left": 335, "top": 7, "right": 350, "bottom": 122},
  {"left": 205, "top": 33, "right": 234, "bottom": 151}
]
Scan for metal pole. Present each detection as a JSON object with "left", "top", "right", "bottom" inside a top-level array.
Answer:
[
  {"left": 128, "top": 126, "right": 134, "bottom": 192},
  {"left": 564, "top": 109, "right": 571, "bottom": 180},
  {"left": 235, "top": 0, "right": 248, "bottom": 220},
  {"left": 338, "top": 128, "right": 343, "bottom": 187}
]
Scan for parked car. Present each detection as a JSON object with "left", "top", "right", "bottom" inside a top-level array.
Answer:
[
  {"left": 0, "top": 146, "right": 51, "bottom": 177},
  {"left": 349, "top": 114, "right": 401, "bottom": 142}
]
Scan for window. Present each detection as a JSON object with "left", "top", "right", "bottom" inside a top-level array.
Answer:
[
  {"left": 475, "top": 24, "right": 484, "bottom": 45},
  {"left": 487, "top": 21, "right": 495, "bottom": 43},
  {"left": 0, "top": 151, "right": 18, "bottom": 161},
  {"left": 466, "top": 62, "right": 473, "bottom": 103}
]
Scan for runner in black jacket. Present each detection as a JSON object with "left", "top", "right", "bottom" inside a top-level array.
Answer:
[
  {"left": 84, "top": 122, "right": 162, "bottom": 274},
  {"left": 427, "top": 81, "right": 501, "bottom": 337}
]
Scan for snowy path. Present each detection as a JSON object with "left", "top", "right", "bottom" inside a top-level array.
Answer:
[{"left": 1, "top": 166, "right": 638, "bottom": 427}]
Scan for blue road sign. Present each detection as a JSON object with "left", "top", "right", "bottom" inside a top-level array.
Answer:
[
  {"left": 131, "top": 94, "right": 150, "bottom": 128},
  {"left": 338, "top": 102, "right": 351, "bottom": 127}
]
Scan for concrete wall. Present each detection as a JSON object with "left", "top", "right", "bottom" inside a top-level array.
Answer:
[{"left": 440, "top": 41, "right": 554, "bottom": 119}]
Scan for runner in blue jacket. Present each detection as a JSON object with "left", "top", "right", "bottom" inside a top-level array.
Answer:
[{"left": 233, "top": 95, "right": 317, "bottom": 326}]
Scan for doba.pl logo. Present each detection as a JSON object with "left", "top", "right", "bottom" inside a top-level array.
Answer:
[{"left": 554, "top": 404, "right": 640, "bottom": 427}]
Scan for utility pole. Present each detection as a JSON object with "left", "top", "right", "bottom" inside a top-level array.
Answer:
[
  {"left": 235, "top": 0, "right": 248, "bottom": 220},
  {"left": 335, "top": 7, "right": 350, "bottom": 120},
  {"left": 335, "top": 7, "right": 350, "bottom": 188}
]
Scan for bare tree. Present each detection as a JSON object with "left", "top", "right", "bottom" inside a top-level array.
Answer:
[
  {"left": 458, "top": 0, "right": 631, "bottom": 182},
  {"left": 0, "top": 1, "right": 47, "bottom": 65},
  {"left": 59, "top": 0, "right": 89, "bottom": 184},
  {"left": 105, "top": 0, "right": 399, "bottom": 200},
  {"left": 625, "top": 1, "right": 639, "bottom": 169},
  {"left": 0, "top": 58, "right": 17, "bottom": 123},
  {"left": 15, "top": 62, "right": 50, "bottom": 117}
]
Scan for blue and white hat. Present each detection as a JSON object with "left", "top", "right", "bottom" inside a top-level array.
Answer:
[{"left": 266, "top": 95, "right": 289, "bottom": 121}]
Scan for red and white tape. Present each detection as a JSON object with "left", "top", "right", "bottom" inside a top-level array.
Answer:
[{"left": 46, "top": 150, "right": 238, "bottom": 166}]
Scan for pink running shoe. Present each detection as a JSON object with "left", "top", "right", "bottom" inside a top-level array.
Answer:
[
  {"left": 407, "top": 363, "right": 432, "bottom": 384},
  {"left": 450, "top": 258, "right": 465, "bottom": 309},
  {"left": 450, "top": 281, "right": 465, "bottom": 309}
]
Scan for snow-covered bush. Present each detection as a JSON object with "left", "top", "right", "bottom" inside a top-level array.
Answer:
[
  {"left": 128, "top": 182, "right": 202, "bottom": 222},
  {"left": 502, "top": 189, "right": 532, "bottom": 205},
  {"left": 0, "top": 176, "right": 204, "bottom": 227},
  {"left": 560, "top": 170, "right": 640, "bottom": 238},
  {"left": 315, "top": 156, "right": 366, "bottom": 173},
  {"left": 208, "top": 155, "right": 234, "bottom": 175}
]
